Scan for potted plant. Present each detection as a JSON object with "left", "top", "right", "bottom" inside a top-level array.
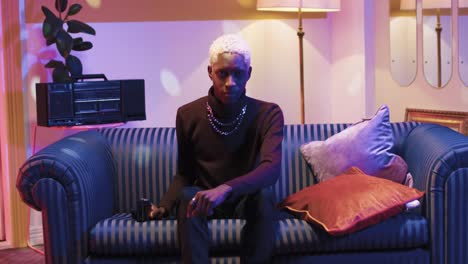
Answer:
[{"left": 42, "top": 0, "right": 96, "bottom": 82}]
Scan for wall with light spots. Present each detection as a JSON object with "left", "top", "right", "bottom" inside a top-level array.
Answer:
[
  {"left": 23, "top": 0, "right": 338, "bottom": 130},
  {"left": 22, "top": 0, "right": 468, "bottom": 140}
]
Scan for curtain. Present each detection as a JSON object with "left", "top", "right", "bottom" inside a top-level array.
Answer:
[
  {"left": 0, "top": 0, "right": 29, "bottom": 247},
  {"left": 0, "top": 146, "right": 4, "bottom": 241}
]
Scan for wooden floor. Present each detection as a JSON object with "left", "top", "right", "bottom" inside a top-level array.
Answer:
[{"left": 0, "top": 247, "right": 44, "bottom": 264}]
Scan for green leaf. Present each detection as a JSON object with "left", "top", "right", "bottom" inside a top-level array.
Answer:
[
  {"left": 41, "top": 6, "right": 58, "bottom": 20},
  {"left": 67, "top": 20, "right": 96, "bottom": 35},
  {"left": 45, "top": 59, "right": 65, "bottom": 69},
  {"left": 72, "top": 41, "right": 93, "bottom": 51},
  {"left": 55, "top": 29, "right": 73, "bottom": 57},
  {"left": 41, "top": 6, "right": 62, "bottom": 40},
  {"left": 66, "top": 55, "right": 83, "bottom": 77},
  {"left": 55, "top": 0, "right": 68, "bottom": 13},
  {"left": 42, "top": 18, "right": 53, "bottom": 39},
  {"left": 67, "top": 4, "right": 82, "bottom": 16},
  {"left": 42, "top": 17, "right": 62, "bottom": 41},
  {"left": 52, "top": 67, "right": 72, "bottom": 83},
  {"left": 72, "top": 37, "right": 83, "bottom": 45},
  {"left": 46, "top": 38, "right": 55, "bottom": 46}
]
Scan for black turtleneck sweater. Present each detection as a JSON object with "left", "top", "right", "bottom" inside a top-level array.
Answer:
[{"left": 158, "top": 88, "right": 284, "bottom": 211}]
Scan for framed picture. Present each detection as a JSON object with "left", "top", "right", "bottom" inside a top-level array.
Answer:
[{"left": 405, "top": 108, "right": 468, "bottom": 135}]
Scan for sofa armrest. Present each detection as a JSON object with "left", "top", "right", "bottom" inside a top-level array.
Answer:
[
  {"left": 16, "top": 130, "right": 116, "bottom": 264},
  {"left": 402, "top": 124, "right": 468, "bottom": 264}
]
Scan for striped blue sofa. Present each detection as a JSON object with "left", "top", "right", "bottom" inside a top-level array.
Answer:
[{"left": 17, "top": 122, "right": 468, "bottom": 264}]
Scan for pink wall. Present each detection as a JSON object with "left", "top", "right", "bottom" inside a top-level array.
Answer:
[
  {"left": 20, "top": 1, "right": 468, "bottom": 165},
  {"left": 330, "top": 0, "right": 368, "bottom": 122},
  {"left": 24, "top": 18, "right": 335, "bottom": 129},
  {"left": 23, "top": 0, "right": 468, "bottom": 152}
]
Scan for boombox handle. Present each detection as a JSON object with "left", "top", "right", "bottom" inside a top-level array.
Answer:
[{"left": 72, "top": 74, "right": 108, "bottom": 82}]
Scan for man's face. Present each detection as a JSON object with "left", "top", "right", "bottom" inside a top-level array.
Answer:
[{"left": 208, "top": 53, "right": 252, "bottom": 105}]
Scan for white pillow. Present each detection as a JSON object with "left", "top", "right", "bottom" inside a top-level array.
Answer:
[{"left": 300, "top": 105, "right": 408, "bottom": 183}]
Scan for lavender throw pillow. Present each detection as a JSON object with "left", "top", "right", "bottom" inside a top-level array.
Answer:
[{"left": 300, "top": 105, "right": 407, "bottom": 183}]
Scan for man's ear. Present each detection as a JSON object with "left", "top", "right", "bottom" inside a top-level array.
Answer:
[
  {"left": 247, "top": 66, "right": 252, "bottom": 80},
  {"left": 208, "top": 65, "right": 213, "bottom": 81}
]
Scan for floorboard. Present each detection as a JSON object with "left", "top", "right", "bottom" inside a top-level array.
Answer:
[{"left": 0, "top": 247, "right": 44, "bottom": 264}]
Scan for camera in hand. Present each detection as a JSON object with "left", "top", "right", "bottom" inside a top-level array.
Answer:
[{"left": 131, "top": 198, "right": 152, "bottom": 222}]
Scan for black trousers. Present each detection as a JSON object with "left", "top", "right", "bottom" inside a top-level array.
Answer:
[{"left": 177, "top": 186, "right": 277, "bottom": 264}]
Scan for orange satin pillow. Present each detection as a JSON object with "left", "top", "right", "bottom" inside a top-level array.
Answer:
[{"left": 278, "top": 167, "right": 425, "bottom": 236}]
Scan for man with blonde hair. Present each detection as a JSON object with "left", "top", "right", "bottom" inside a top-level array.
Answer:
[{"left": 150, "top": 34, "right": 284, "bottom": 263}]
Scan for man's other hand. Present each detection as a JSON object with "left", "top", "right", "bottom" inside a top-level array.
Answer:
[
  {"left": 186, "top": 184, "right": 233, "bottom": 218},
  {"left": 149, "top": 204, "right": 168, "bottom": 220}
]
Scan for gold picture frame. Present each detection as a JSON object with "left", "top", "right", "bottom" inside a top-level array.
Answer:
[{"left": 405, "top": 108, "right": 468, "bottom": 135}]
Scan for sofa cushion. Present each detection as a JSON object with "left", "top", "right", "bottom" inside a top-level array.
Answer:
[
  {"left": 89, "top": 214, "right": 245, "bottom": 256},
  {"left": 300, "top": 105, "right": 408, "bottom": 183},
  {"left": 84, "top": 250, "right": 430, "bottom": 264},
  {"left": 89, "top": 212, "right": 428, "bottom": 256},
  {"left": 275, "top": 212, "right": 428, "bottom": 255},
  {"left": 89, "top": 213, "right": 179, "bottom": 256},
  {"left": 278, "top": 167, "right": 425, "bottom": 236}
]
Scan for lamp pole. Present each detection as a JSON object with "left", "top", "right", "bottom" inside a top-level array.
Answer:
[
  {"left": 297, "top": 6, "right": 305, "bottom": 124},
  {"left": 256, "top": 0, "right": 340, "bottom": 123},
  {"left": 435, "top": 8, "right": 442, "bottom": 88}
]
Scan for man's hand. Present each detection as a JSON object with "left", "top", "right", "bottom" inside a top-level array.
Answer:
[
  {"left": 186, "top": 184, "right": 232, "bottom": 218},
  {"left": 149, "top": 204, "right": 168, "bottom": 220}
]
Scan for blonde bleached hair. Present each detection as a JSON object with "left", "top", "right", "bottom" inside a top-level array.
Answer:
[{"left": 209, "top": 34, "right": 251, "bottom": 67}]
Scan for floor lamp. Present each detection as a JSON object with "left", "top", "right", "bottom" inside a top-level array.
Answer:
[
  {"left": 422, "top": 0, "right": 451, "bottom": 88},
  {"left": 257, "top": 0, "right": 340, "bottom": 124}
]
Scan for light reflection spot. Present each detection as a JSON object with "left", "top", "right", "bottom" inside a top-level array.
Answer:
[
  {"left": 160, "top": 69, "right": 181, "bottom": 96},
  {"left": 68, "top": 137, "right": 87, "bottom": 143},
  {"left": 61, "top": 148, "right": 80, "bottom": 159},
  {"left": 86, "top": 0, "right": 102, "bottom": 8},
  {"left": 134, "top": 145, "right": 152, "bottom": 167},
  {"left": 30, "top": 76, "right": 40, "bottom": 102}
]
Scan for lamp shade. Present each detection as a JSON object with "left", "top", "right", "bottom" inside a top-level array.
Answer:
[
  {"left": 400, "top": 0, "right": 451, "bottom": 10},
  {"left": 257, "top": 0, "right": 340, "bottom": 12},
  {"left": 461, "top": 0, "right": 468, "bottom": 8},
  {"left": 400, "top": 0, "right": 416, "bottom": 10},
  {"left": 423, "top": 0, "right": 451, "bottom": 9}
]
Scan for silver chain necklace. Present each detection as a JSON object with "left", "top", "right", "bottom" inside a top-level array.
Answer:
[{"left": 206, "top": 101, "right": 247, "bottom": 136}]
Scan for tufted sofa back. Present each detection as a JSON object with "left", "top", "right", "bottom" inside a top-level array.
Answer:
[{"left": 99, "top": 122, "right": 419, "bottom": 212}]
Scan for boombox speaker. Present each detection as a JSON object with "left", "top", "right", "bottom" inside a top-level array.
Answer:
[{"left": 36, "top": 74, "right": 146, "bottom": 127}]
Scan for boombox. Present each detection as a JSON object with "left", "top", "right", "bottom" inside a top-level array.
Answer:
[{"left": 36, "top": 75, "right": 146, "bottom": 127}]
